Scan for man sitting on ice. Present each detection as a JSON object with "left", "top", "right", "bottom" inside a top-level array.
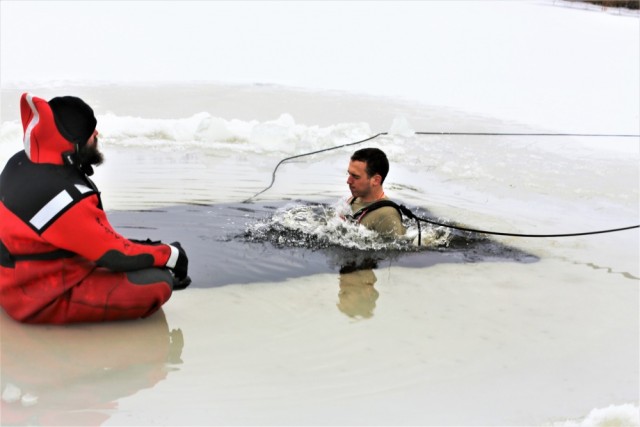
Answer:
[{"left": 0, "top": 93, "right": 190, "bottom": 324}]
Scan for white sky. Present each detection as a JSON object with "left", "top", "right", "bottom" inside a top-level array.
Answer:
[{"left": 1, "top": 0, "right": 638, "bottom": 133}]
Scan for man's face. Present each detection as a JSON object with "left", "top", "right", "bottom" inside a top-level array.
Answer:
[
  {"left": 77, "top": 130, "right": 104, "bottom": 167},
  {"left": 347, "top": 160, "right": 373, "bottom": 199}
]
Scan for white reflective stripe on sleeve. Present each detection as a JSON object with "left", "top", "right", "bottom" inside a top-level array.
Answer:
[
  {"left": 30, "top": 190, "right": 74, "bottom": 231},
  {"left": 23, "top": 94, "right": 40, "bottom": 160},
  {"left": 75, "top": 184, "right": 93, "bottom": 194},
  {"left": 166, "top": 245, "right": 179, "bottom": 269}
]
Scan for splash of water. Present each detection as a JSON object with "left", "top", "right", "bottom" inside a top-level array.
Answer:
[{"left": 242, "top": 200, "right": 458, "bottom": 252}]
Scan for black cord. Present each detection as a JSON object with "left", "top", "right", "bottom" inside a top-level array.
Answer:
[
  {"left": 243, "top": 132, "right": 387, "bottom": 202},
  {"left": 415, "top": 131, "right": 640, "bottom": 137},
  {"left": 397, "top": 205, "right": 639, "bottom": 238},
  {"left": 244, "top": 130, "right": 640, "bottom": 238}
]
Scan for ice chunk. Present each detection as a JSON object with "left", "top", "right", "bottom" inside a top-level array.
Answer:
[
  {"left": 2, "top": 383, "right": 21, "bottom": 403},
  {"left": 388, "top": 116, "right": 415, "bottom": 137},
  {"left": 21, "top": 393, "right": 38, "bottom": 407}
]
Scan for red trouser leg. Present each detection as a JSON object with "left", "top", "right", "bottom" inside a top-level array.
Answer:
[{"left": 34, "top": 268, "right": 174, "bottom": 324}]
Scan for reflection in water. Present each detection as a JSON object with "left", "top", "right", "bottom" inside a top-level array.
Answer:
[
  {"left": 337, "top": 259, "right": 380, "bottom": 319},
  {"left": 0, "top": 310, "right": 182, "bottom": 426}
]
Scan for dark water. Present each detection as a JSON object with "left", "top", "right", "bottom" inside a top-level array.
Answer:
[{"left": 109, "top": 201, "right": 538, "bottom": 288}]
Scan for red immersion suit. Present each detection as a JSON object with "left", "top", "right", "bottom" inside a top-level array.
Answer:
[{"left": 0, "top": 94, "right": 180, "bottom": 323}]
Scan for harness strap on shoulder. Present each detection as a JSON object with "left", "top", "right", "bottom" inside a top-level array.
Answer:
[
  {"left": 346, "top": 199, "right": 423, "bottom": 245},
  {"left": 350, "top": 200, "right": 409, "bottom": 223}
]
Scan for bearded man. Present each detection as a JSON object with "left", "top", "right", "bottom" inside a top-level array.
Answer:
[{"left": 0, "top": 93, "right": 190, "bottom": 324}]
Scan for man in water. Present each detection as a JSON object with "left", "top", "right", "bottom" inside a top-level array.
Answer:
[
  {"left": 0, "top": 93, "right": 190, "bottom": 324},
  {"left": 346, "top": 147, "right": 406, "bottom": 237}
]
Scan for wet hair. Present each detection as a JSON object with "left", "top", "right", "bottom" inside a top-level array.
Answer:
[{"left": 350, "top": 148, "right": 389, "bottom": 183}]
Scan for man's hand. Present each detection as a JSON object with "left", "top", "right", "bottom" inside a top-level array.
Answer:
[
  {"left": 173, "top": 275, "right": 192, "bottom": 290},
  {"left": 167, "top": 241, "right": 189, "bottom": 280}
]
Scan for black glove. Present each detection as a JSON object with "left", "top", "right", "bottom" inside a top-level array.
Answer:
[
  {"left": 173, "top": 275, "right": 192, "bottom": 291},
  {"left": 169, "top": 241, "right": 189, "bottom": 281},
  {"left": 129, "top": 238, "right": 162, "bottom": 245}
]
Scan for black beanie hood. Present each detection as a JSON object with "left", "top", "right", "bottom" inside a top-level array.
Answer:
[{"left": 48, "top": 96, "right": 97, "bottom": 147}]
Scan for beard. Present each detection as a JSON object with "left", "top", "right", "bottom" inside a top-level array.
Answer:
[{"left": 76, "top": 137, "right": 104, "bottom": 167}]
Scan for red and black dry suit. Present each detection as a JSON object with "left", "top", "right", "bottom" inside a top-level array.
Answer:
[{"left": 0, "top": 93, "right": 180, "bottom": 324}]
